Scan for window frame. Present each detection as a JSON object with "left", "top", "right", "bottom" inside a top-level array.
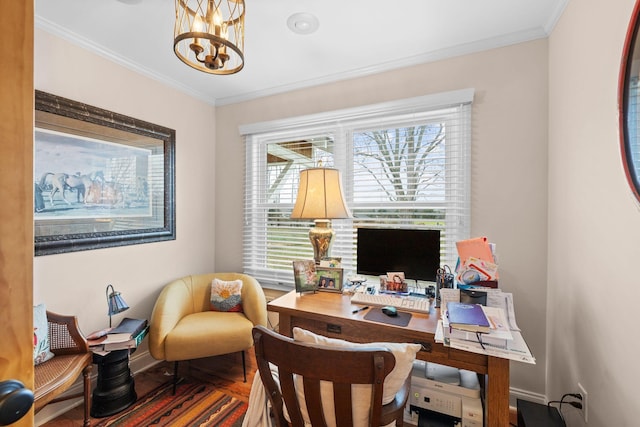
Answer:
[{"left": 241, "top": 89, "right": 474, "bottom": 290}]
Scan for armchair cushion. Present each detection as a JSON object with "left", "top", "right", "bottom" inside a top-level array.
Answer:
[
  {"left": 210, "top": 278, "right": 243, "bottom": 312},
  {"left": 165, "top": 311, "right": 255, "bottom": 361},
  {"left": 33, "top": 304, "right": 54, "bottom": 365}
]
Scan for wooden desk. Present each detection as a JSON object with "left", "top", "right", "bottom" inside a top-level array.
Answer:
[{"left": 268, "top": 291, "right": 509, "bottom": 427}]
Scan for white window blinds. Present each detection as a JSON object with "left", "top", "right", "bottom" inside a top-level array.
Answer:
[{"left": 241, "top": 89, "right": 473, "bottom": 289}]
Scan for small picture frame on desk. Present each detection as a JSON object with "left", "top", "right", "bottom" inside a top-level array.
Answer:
[
  {"left": 292, "top": 260, "right": 318, "bottom": 294},
  {"left": 316, "top": 267, "right": 344, "bottom": 293},
  {"left": 381, "top": 271, "right": 408, "bottom": 293}
]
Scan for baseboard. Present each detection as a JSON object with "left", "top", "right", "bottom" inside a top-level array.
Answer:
[
  {"left": 34, "top": 350, "right": 160, "bottom": 426},
  {"left": 129, "top": 348, "right": 162, "bottom": 373},
  {"left": 509, "top": 386, "right": 547, "bottom": 406}
]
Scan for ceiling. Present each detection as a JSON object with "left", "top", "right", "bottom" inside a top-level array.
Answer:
[{"left": 35, "top": 0, "right": 567, "bottom": 106}]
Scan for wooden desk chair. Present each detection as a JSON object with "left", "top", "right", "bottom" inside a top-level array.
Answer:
[
  {"left": 252, "top": 325, "right": 409, "bottom": 427},
  {"left": 34, "top": 311, "right": 92, "bottom": 427}
]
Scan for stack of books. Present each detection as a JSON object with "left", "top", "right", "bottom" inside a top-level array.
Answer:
[
  {"left": 445, "top": 302, "right": 514, "bottom": 348},
  {"left": 88, "top": 318, "right": 148, "bottom": 352},
  {"left": 437, "top": 288, "right": 535, "bottom": 364}
]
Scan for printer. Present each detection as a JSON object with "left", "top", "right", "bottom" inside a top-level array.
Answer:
[{"left": 405, "top": 361, "right": 484, "bottom": 427}]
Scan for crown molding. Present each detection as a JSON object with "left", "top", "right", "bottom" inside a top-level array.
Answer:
[
  {"left": 217, "top": 27, "right": 549, "bottom": 106},
  {"left": 35, "top": 16, "right": 214, "bottom": 105},
  {"left": 36, "top": 15, "right": 554, "bottom": 107}
]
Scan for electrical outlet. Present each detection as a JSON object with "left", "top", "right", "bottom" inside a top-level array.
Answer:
[{"left": 578, "top": 382, "right": 588, "bottom": 422}]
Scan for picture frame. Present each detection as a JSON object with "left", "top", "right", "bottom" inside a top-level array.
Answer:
[
  {"left": 316, "top": 267, "right": 344, "bottom": 293},
  {"left": 34, "top": 90, "right": 176, "bottom": 256},
  {"left": 292, "top": 260, "right": 318, "bottom": 294},
  {"left": 381, "top": 271, "right": 408, "bottom": 293}
]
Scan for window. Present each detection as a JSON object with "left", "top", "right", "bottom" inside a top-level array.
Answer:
[{"left": 241, "top": 89, "right": 473, "bottom": 289}]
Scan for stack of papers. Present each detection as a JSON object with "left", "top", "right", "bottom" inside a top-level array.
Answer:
[{"left": 437, "top": 288, "right": 535, "bottom": 364}]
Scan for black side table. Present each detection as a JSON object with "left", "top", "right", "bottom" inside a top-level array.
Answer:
[{"left": 90, "top": 349, "right": 137, "bottom": 418}]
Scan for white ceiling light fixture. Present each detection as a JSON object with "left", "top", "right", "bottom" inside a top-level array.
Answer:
[
  {"left": 287, "top": 12, "right": 319, "bottom": 35},
  {"left": 174, "top": 0, "right": 245, "bottom": 74}
]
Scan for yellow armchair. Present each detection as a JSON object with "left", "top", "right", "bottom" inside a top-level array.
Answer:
[{"left": 149, "top": 273, "right": 267, "bottom": 392}]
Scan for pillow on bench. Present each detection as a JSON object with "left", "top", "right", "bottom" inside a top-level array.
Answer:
[{"left": 33, "top": 304, "right": 54, "bottom": 365}]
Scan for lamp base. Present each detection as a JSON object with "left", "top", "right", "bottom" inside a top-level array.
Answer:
[{"left": 309, "top": 219, "right": 334, "bottom": 264}]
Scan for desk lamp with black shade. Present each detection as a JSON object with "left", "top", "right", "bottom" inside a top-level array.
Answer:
[
  {"left": 106, "top": 284, "right": 129, "bottom": 328},
  {"left": 290, "top": 167, "right": 352, "bottom": 265}
]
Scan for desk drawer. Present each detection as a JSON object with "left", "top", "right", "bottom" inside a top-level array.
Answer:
[{"left": 289, "top": 315, "right": 445, "bottom": 358}]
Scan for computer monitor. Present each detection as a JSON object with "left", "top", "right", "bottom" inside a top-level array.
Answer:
[{"left": 356, "top": 228, "right": 441, "bottom": 282}]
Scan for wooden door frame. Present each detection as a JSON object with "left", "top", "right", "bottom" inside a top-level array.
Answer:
[{"left": 0, "top": 2, "right": 35, "bottom": 426}]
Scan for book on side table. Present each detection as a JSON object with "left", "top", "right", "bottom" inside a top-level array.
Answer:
[
  {"left": 109, "top": 318, "right": 148, "bottom": 337},
  {"left": 88, "top": 318, "right": 148, "bottom": 352},
  {"left": 101, "top": 326, "right": 149, "bottom": 351}
]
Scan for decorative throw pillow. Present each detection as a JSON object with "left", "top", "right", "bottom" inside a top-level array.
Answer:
[
  {"left": 210, "top": 279, "right": 243, "bottom": 312},
  {"left": 33, "top": 304, "right": 54, "bottom": 365},
  {"left": 292, "top": 327, "right": 421, "bottom": 426}
]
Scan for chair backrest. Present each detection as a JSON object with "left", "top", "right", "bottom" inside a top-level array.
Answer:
[
  {"left": 252, "top": 325, "right": 397, "bottom": 427},
  {"left": 47, "top": 311, "right": 88, "bottom": 356}
]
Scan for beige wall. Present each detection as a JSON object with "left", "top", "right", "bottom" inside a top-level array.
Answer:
[
  {"left": 216, "top": 40, "right": 550, "bottom": 400},
  {"left": 33, "top": 29, "right": 217, "bottom": 346},
  {"left": 548, "top": 0, "right": 638, "bottom": 425}
]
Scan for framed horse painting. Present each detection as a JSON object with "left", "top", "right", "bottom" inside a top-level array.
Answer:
[{"left": 34, "top": 91, "right": 176, "bottom": 255}]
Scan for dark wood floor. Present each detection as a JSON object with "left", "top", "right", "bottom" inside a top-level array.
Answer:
[{"left": 40, "top": 350, "right": 256, "bottom": 427}]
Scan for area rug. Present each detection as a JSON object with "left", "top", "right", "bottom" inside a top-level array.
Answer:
[{"left": 94, "top": 381, "right": 247, "bottom": 427}]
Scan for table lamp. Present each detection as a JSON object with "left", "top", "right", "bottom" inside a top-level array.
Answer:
[
  {"left": 291, "top": 167, "right": 352, "bottom": 264},
  {"left": 106, "top": 284, "right": 129, "bottom": 328}
]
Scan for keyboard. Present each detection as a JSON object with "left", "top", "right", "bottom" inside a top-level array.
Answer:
[{"left": 350, "top": 293, "right": 431, "bottom": 314}]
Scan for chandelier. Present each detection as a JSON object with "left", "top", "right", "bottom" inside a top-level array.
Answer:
[{"left": 174, "top": 0, "right": 245, "bottom": 74}]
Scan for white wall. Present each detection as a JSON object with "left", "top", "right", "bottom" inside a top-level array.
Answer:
[
  {"left": 33, "top": 29, "right": 217, "bottom": 348},
  {"left": 548, "top": 0, "right": 639, "bottom": 425},
  {"left": 216, "top": 40, "right": 550, "bottom": 401}
]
